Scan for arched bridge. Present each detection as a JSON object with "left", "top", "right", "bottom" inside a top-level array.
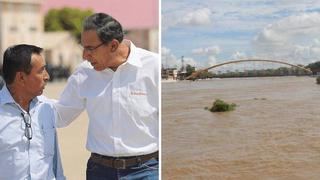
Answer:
[{"left": 185, "top": 59, "right": 312, "bottom": 80}]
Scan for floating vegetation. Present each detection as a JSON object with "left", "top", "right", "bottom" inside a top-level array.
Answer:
[
  {"left": 316, "top": 77, "right": 320, "bottom": 84},
  {"left": 205, "top": 99, "right": 236, "bottom": 112},
  {"left": 254, "top": 98, "right": 267, "bottom": 100}
]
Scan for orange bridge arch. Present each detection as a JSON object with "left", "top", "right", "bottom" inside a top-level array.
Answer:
[{"left": 185, "top": 59, "right": 312, "bottom": 80}]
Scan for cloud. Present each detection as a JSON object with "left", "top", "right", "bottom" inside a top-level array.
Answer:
[
  {"left": 162, "top": 14, "right": 177, "bottom": 31},
  {"left": 183, "top": 57, "right": 198, "bottom": 67},
  {"left": 161, "top": 46, "right": 171, "bottom": 55},
  {"left": 161, "top": 46, "right": 179, "bottom": 68},
  {"left": 180, "top": 8, "right": 212, "bottom": 26},
  {"left": 162, "top": 0, "right": 320, "bottom": 71},
  {"left": 232, "top": 51, "right": 247, "bottom": 60},
  {"left": 253, "top": 12, "right": 320, "bottom": 64},
  {"left": 310, "top": 39, "right": 320, "bottom": 56},
  {"left": 192, "top": 46, "right": 221, "bottom": 56},
  {"left": 205, "top": 56, "right": 217, "bottom": 67},
  {"left": 162, "top": 8, "right": 213, "bottom": 30},
  {"left": 161, "top": 46, "right": 197, "bottom": 68},
  {"left": 190, "top": 45, "right": 222, "bottom": 68}
]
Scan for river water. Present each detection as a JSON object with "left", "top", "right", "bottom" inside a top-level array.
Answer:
[{"left": 162, "top": 76, "right": 320, "bottom": 180}]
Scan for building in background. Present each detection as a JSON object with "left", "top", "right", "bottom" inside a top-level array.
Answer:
[
  {"left": 0, "top": 0, "right": 44, "bottom": 64},
  {"left": 161, "top": 68, "right": 178, "bottom": 80},
  {"left": 0, "top": 0, "right": 81, "bottom": 77},
  {"left": 0, "top": 0, "right": 158, "bottom": 75},
  {"left": 43, "top": 32, "right": 82, "bottom": 70}
]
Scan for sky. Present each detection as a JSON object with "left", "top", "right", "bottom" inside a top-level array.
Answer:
[{"left": 162, "top": 0, "right": 320, "bottom": 71}]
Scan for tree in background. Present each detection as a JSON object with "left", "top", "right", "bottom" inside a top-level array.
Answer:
[
  {"left": 306, "top": 61, "right": 320, "bottom": 74},
  {"left": 45, "top": 7, "right": 93, "bottom": 42},
  {"left": 185, "top": 64, "right": 196, "bottom": 77}
]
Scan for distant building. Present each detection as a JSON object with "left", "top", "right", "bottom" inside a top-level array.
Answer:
[
  {"left": 0, "top": 0, "right": 44, "bottom": 63},
  {"left": 42, "top": 32, "right": 82, "bottom": 70},
  {"left": 125, "top": 28, "right": 158, "bottom": 53},
  {"left": 162, "top": 68, "right": 178, "bottom": 80},
  {"left": 0, "top": 0, "right": 81, "bottom": 73}
]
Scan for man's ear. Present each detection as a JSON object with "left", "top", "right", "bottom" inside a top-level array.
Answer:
[
  {"left": 110, "top": 39, "right": 119, "bottom": 52},
  {"left": 15, "top": 72, "right": 25, "bottom": 84}
]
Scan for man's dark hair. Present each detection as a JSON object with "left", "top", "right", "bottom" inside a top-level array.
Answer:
[
  {"left": 2, "top": 44, "right": 43, "bottom": 85},
  {"left": 82, "top": 13, "right": 124, "bottom": 44}
]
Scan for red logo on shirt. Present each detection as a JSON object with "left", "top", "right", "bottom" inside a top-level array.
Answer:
[{"left": 131, "top": 91, "right": 147, "bottom": 96}]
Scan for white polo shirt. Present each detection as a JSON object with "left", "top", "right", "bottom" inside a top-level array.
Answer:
[{"left": 55, "top": 41, "right": 159, "bottom": 157}]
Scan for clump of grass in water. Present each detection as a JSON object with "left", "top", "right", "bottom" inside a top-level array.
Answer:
[
  {"left": 205, "top": 99, "right": 236, "bottom": 112},
  {"left": 316, "top": 77, "right": 320, "bottom": 84}
]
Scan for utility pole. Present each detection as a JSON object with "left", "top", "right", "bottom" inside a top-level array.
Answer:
[{"left": 181, "top": 56, "right": 186, "bottom": 73}]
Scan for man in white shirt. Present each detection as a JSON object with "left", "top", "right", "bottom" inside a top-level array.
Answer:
[
  {"left": 55, "top": 13, "right": 159, "bottom": 179},
  {"left": 0, "top": 44, "right": 65, "bottom": 180}
]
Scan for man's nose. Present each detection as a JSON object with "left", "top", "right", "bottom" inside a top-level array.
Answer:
[
  {"left": 83, "top": 49, "right": 92, "bottom": 60},
  {"left": 44, "top": 69, "right": 50, "bottom": 81}
]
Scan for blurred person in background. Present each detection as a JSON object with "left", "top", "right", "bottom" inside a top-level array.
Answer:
[
  {"left": 0, "top": 75, "right": 4, "bottom": 89},
  {"left": 55, "top": 13, "right": 159, "bottom": 180},
  {"left": 0, "top": 44, "right": 65, "bottom": 180}
]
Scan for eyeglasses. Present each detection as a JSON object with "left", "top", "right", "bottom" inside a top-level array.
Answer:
[
  {"left": 21, "top": 113, "right": 32, "bottom": 140},
  {"left": 82, "top": 42, "right": 105, "bottom": 53}
]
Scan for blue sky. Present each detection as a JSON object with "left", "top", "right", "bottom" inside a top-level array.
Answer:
[{"left": 162, "top": 0, "right": 320, "bottom": 71}]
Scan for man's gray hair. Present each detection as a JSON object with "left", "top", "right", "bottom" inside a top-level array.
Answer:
[{"left": 82, "top": 13, "right": 124, "bottom": 43}]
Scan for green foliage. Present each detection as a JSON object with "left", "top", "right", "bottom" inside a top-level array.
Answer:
[
  {"left": 306, "top": 61, "right": 320, "bottom": 73},
  {"left": 208, "top": 99, "right": 236, "bottom": 112},
  {"left": 212, "top": 66, "right": 309, "bottom": 78},
  {"left": 198, "top": 70, "right": 215, "bottom": 79},
  {"left": 316, "top": 77, "right": 320, "bottom": 84},
  {"left": 186, "top": 64, "right": 196, "bottom": 77},
  {"left": 45, "top": 7, "right": 94, "bottom": 41}
]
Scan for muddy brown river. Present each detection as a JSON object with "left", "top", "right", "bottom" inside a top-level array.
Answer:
[{"left": 162, "top": 76, "right": 320, "bottom": 179}]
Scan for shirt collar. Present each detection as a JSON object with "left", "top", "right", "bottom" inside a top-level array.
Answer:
[
  {"left": 125, "top": 40, "right": 142, "bottom": 68},
  {"left": 0, "top": 84, "right": 41, "bottom": 106},
  {"left": 0, "top": 85, "right": 16, "bottom": 105}
]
